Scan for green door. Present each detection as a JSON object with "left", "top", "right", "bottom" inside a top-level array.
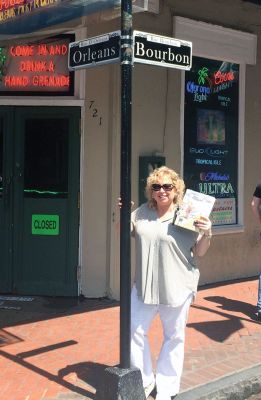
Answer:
[
  {"left": 0, "top": 109, "right": 13, "bottom": 292},
  {"left": 0, "top": 106, "right": 80, "bottom": 296}
]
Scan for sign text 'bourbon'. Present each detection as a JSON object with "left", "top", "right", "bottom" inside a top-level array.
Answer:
[{"left": 133, "top": 30, "right": 192, "bottom": 70}]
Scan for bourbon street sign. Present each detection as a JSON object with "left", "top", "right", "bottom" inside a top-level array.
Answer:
[
  {"left": 133, "top": 30, "right": 192, "bottom": 70},
  {"left": 68, "top": 31, "right": 121, "bottom": 70}
]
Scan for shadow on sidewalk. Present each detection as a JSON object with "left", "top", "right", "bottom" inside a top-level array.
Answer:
[
  {"left": 205, "top": 295, "right": 257, "bottom": 319},
  {"left": 58, "top": 361, "right": 114, "bottom": 398},
  {"left": 187, "top": 317, "right": 244, "bottom": 342},
  {"left": 0, "top": 345, "right": 110, "bottom": 399},
  {"left": 0, "top": 295, "right": 119, "bottom": 329},
  {"left": 187, "top": 295, "right": 259, "bottom": 342}
]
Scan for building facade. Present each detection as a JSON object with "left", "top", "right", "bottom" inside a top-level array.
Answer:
[{"left": 0, "top": 0, "right": 261, "bottom": 299}]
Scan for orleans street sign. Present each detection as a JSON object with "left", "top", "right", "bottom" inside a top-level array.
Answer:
[
  {"left": 68, "top": 31, "right": 121, "bottom": 70},
  {"left": 133, "top": 30, "right": 192, "bottom": 70}
]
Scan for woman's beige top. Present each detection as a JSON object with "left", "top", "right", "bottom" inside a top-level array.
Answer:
[{"left": 131, "top": 203, "right": 200, "bottom": 306}]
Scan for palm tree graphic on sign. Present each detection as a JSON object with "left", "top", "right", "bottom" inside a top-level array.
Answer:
[{"left": 198, "top": 67, "right": 209, "bottom": 85}]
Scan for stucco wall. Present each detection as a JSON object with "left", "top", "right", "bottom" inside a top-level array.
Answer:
[
  {"left": 80, "top": 63, "right": 112, "bottom": 297},
  {"left": 80, "top": 0, "right": 261, "bottom": 299}
]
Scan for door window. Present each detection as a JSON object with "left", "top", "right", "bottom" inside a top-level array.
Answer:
[
  {"left": 0, "top": 121, "right": 3, "bottom": 197},
  {"left": 24, "top": 118, "right": 68, "bottom": 198}
]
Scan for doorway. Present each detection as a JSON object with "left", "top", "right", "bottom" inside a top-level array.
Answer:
[{"left": 0, "top": 106, "right": 80, "bottom": 296}]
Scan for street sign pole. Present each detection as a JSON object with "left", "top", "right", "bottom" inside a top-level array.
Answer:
[
  {"left": 120, "top": 0, "right": 133, "bottom": 369},
  {"left": 96, "top": 1, "right": 145, "bottom": 398}
]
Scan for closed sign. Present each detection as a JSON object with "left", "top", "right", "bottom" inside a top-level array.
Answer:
[{"left": 32, "top": 215, "right": 60, "bottom": 236}]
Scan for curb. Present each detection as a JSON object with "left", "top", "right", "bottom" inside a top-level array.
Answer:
[
  {"left": 45, "top": 365, "right": 261, "bottom": 400},
  {"left": 177, "top": 364, "right": 261, "bottom": 400}
]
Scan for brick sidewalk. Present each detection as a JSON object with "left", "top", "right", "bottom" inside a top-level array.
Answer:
[{"left": 0, "top": 278, "right": 261, "bottom": 400}]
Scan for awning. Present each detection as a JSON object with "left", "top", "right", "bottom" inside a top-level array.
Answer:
[
  {"left": 0, "top": 0, "right": 158, "bottom": 42},
  {"left": 0, "top": 0, "right": 119, "bottom": 36}
]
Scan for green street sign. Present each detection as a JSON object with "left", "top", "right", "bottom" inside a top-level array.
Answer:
[{"left": 32, "top": 214, "right": 60, "bottom": 236}]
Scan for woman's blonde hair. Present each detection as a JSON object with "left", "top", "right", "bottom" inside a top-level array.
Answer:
[{"left": 145, "top": 166, "right": 185, "bottom": 209}]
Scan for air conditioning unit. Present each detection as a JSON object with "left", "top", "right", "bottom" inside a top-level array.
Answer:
[
  {"left": 113, "top": 0, "right": 159, "bottom": 13},
  {"left": 133, "top": 0, "right": 159, "bottom": 13},
  {"left": 242, "top": 0, "right": 261, "bottom": 5}
]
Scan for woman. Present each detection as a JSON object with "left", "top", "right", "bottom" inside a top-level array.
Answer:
[{"left": 130, "top": 166, "right": 212, "bottom": 400}]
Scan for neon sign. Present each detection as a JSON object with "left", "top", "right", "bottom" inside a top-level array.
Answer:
[
  {"left": 186, "top": 65, "right": 237, "bottom": 101},
  {"left": 198, "top": 182, "right": 235, "bottom": 196},
  {"left": 197, "top": 65, "right": 235, "bottom": 86},
  {"left": 10, "top": 44, "right": 68, "bottom": 56},
  {"left": 214, "top": 70, "right": 235, "bottom": 85},
  {"left": 0, "top": 0, "right": 25, "bottom": 11},
  {"left": 0, "top": 35, "right": 74, "bottom": 95},
  {"left": 198, "top": 67, "right": 209, "bottom": 85},
  {"left": 0, "top": 0, "right": 60, "bottom": 23},
  {"left": 200, "top": 172, "right": 230, "bottom": 182},
  {"left": 195, "top": 158, "right": 222, "bottom": 166}
]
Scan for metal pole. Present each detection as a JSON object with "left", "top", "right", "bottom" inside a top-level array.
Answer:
[{"left": 120, "top": 0, "right": 133, "bottom": 369}]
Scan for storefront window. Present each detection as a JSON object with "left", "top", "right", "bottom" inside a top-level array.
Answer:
[{"left": 183, "top": 56, "right": 239, "bottom": 226}]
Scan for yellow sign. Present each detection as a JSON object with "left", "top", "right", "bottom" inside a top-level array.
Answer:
[{"left": 0, "top": 0, "right": 60, "bottom": 23}]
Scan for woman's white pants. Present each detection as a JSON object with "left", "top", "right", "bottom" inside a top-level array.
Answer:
[{"left": 131, "top": 286, "right": 192, "bottom": 398}]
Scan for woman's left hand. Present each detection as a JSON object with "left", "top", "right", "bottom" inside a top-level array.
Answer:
[
  {"left": 194, "top": 216, "right": 212, "bottom": 257},
  {"left": 194, "top": 216, "right": 212, "bottom": 235}
]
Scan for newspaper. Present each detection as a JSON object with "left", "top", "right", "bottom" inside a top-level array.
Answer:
[{"left": 174, "top": 189, "right": 216, "bottom": 232}]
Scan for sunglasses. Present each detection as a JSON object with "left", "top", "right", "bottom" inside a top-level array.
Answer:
[{"left": 151, "top": 183, "right": 174, "bottom": 191}]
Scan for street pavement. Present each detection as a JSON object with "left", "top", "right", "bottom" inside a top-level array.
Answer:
[
  {"left": 248, "top": 394, "right": 261, "bottom": 400},
  {"left": 0, "top": 277, "right": 261, "bottom": 400}
]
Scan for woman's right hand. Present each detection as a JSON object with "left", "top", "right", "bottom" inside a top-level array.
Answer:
[{"left": 118, "top": 197, "right": 134, "bottom": 209}]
